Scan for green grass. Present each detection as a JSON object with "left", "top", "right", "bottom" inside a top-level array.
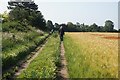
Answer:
[
  {"left": 64, "top": 33, "right": 118, "bottom": 78},
  {"left": 18, "top": 33, "right": 60, "bottom": 78},
  {"left": 2, "top": 31, "right": 43, "bottom": 52},
  {"left": 2, "top": 34, "right": 48, "bottom": 71},
  {"left": 2, "top": 20, "right": 50, "bottom": 79},
  {"left": 64, "top": 36, "right": 87, "bottom": 78},
  {"left": 2, "top": 22, "right": 48, "bottom": 70}
]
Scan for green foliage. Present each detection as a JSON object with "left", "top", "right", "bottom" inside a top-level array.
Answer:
[
  {"left": 1, "top": 11, "right": 10, "bottom": 22},
  {"left": 66, "top": 22, "right": 76, "bottom": 31},
  {"left": 104, "top": 20, "right": 114, "bottom": 32},
  {"left": 2, "top": 21, "right": 31, "bottom": 32},
  {"left": 54, "top": 23, "right": 60, "bottom": 31},
  {"left": 46, "top": 20, "right": 54, "bottom": 31},
  {"left": 29, "top": 11, "right": 46, "bottom": 30},
  {"left": 8, "top": 1, "right": 38, "bottom": 11},
  {"left": 9, "top": 6, "right": 46, "bottom": 31},
  {"left": 2, "top": 34, "right": 48, "bottom": 72},
  {"left": 7, "top": 0, "right": 46, "bottom": 30},
  {"left": 62, "top": 20, "right": 117, "bottom": 32},
  {"left": 9, "top": 7, "right": 29, "bottom": 21},
  {"left": 2, "top": 22, "right": 48, "bottom": 78},
  {"left": 89, "top": 23, "right": 99, "bottom": 32},
  {"left": 2, "top": 32, "right": 40, "bottom": 52},
  {"left": 65, "top": 22, "right": 103, "bottom": 32},
  {"left": 18, "top": 33, "right": 60, "bottom": 78},
  {"left": 2, "top": 37, "right": 22, "bottom": 52},
  {"left": 119, "top": 29, "right": 120, "bottom": 32}
]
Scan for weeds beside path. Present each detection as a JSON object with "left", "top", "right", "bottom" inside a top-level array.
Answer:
[
  {"left": 14, "top": 36, "right": 48, "bottom": 78},
  {"left": 18, "top": 33, "right": 60, "bottom": 78}
]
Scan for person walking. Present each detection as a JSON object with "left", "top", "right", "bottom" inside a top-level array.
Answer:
[{"left": 59, "top": 25, "right": 65, "bottom": 41}]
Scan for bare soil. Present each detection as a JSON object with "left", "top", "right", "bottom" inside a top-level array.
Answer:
[
  {"left": 91, "top": 34, "right": 106, "bottom": 36},
  {"left": 91, "top": 33, "right": 120, "bottom": 40},
  {"left": 103, "top": 36, "right": 120, "bottom": 40}
]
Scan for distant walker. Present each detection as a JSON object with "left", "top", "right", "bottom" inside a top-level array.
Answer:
[{"left": 59, "top": 25, "right": 65, "bottom": 41}]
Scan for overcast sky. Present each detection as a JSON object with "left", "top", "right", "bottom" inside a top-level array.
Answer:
[{"left": 0, "top": 0, "right": 119, "bottom": 29}]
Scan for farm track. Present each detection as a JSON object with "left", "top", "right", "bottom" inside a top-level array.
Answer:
[
  {"left": 13, "top": 36, "right": 49, "bottom": 78},
  {"left": 58, "top": 41, "right": 69, "bottom": 80}
]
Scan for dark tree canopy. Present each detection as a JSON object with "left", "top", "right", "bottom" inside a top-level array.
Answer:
[
  {"left": 46, "top": 20, "right": 54, "bottom": 31},
  {"left": 104, "top": 20, "right": 114, "bottom": 32},
  {"left": 118, "top": 29, "right": 120, "bottom": 32},
  {"left": 58, "top": 20, "right": 117, "bottom": 32},
  {"left": 8, "top": 0, "right": 38, "bottom": 10},
  {"left": 89, "top": 23, "right": 99, "bottom": 32},
  {"left": 54, "top": 23, "right": 60, "bottom": 31},
  {"left": 7, "top": 0, "right": 47, "bottom": 31},
  {"left": 6, "top": 1, "right": 117, "bottom": 32}
]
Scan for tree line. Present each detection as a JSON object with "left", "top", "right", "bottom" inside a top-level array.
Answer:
[
  {"left": 1, "top": 1, "right": 120, "bottom": 32},
  {"left": 53, "top": 21, "right": 120, "bottom": 32},
  {"left": 1, "top": 1, "right": 52, "bottom": 32}
]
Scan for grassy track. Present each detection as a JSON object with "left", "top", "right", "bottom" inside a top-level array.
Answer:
[
  {"left": 64, "top": 32, "right": 118, "bottom": 78},
  {"left": 2, "top": 34, "right": 48, "bottom": 71},
  {"left": 18, "top": 33, "right": 60, "bottom": 78}
]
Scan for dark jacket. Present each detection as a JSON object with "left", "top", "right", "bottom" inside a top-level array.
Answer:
[{"left": 59, "top": 26, "right": 64, "bottom": 36}]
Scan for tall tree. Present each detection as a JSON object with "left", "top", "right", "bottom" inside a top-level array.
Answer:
[
  {"left": 54, "top": 23, "right": 60, "bottom": 31},
  {"left": 98, "top": 26, "right": 104, "bottom": 32},
  {"left": 119, "top": 29, "right": 120, "bottom": 32},
  {"left": 9, "top": 6, "right": 29, "bottom": 21},
  {"left": 76, "top": 22, "right": 80, "bottom": 28},
  {"left": 80, "top": 23, "right": 85, "bottom": 31},
  {"left": 89, "top": 23, "right": 99, "bottom": 32},
  {"left": 8, "top": 0, "right": 46, "bottom": 30},
  {"left": 104, "top": 20, "right": 114, "bottom": 32},
  {"left": 67, "top": 22, "right": 75, "bottom": 31},
  {"left": 46, "top": 20, "right": 54, "bottom": 31},
  {"left": 8, "top": 0, "right": 38, "bottom": 10}
]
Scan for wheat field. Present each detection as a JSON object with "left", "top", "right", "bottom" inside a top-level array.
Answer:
[{"left": 64, "top": 32, "right": 119, "bottom": 78}]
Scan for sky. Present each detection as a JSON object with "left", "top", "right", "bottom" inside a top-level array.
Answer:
[{"left": 0, "top": 0, "right": 119, "bottom": 29}]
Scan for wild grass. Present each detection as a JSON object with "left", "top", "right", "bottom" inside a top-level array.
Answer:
[
  {"left": 64, "top": 32, "right": 118, "bottom": 78},
  {"left": 2, "top": 34, "right": 48, "bottom": 71},
  {"left": 2, "top": 20, "right": 49, "bottom": 78},
  {"left": 18, "top": 33, "right": 60, "bottom": 78}
]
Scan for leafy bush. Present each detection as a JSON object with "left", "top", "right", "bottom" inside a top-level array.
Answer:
[
  {"left": 2, "top": 21, "right": 31, "bottom": 32},
  {"left": 2, "top": 37, "right": 23, "bottom": 52},
  {"left": 2, "top": 31, "right": 42, "bottom": 52}
]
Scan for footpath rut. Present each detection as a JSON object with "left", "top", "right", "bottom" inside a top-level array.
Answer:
[
  {"left": 13, "top": 38, "right": 48, "bottom": 78},
  {"left": 58, "top": 41, "right": 69, "bottom": 80},
  {"left": 13, "top": 37, "right": 69, "bottom": 79}
]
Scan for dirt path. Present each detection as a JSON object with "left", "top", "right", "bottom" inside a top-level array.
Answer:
[
  {"left": 13, "top": 37, "right": 69, "bottom": 79},
  {"left": 13, "top": 38, "right": 48, "bottom": 78},
  {"left": 58, "top": 41, "right": 69, "bottom": 79}
]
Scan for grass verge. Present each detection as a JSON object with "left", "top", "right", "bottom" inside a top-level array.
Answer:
[{"left": 18, "top": 33, "right": 60, "bottom": 78}]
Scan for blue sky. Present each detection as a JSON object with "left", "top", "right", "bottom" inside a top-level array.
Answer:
[{"left": 0, "top": 0, "right": 119, "bottom": 29}]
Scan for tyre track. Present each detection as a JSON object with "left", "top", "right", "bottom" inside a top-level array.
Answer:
[{"left": 13, "top": 36, "right": 49, "bottom": 78}]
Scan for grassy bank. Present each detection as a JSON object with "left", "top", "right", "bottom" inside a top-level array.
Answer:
[
  {"left": 2, "top": 21, "right": 50, "bottom": 78},
  {"left": 18, "top": 33, "right": 60, "bottom": 78}
]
